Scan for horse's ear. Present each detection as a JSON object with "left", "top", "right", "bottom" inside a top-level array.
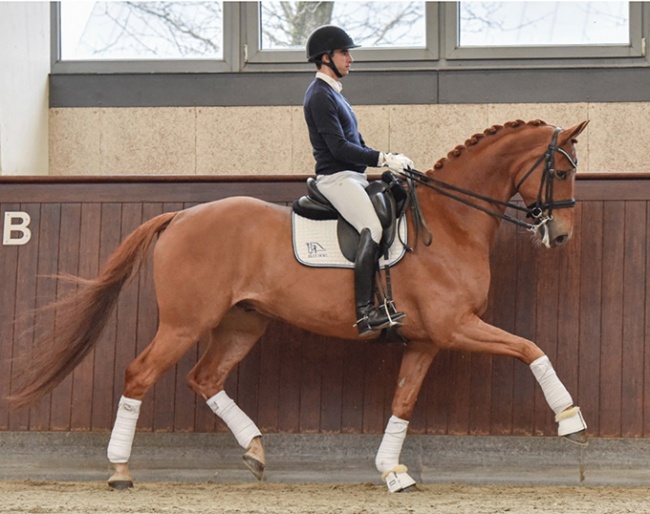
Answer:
[{"left": 560, "top": 120, "right": 589, "bottom": 144}]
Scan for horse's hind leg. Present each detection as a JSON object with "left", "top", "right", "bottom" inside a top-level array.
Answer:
[
  {"left": 107, "top": 323, "right": 205, "bottom": 489},
  {"left": 186, "top": 305, "right": 271, "bottom": 481}
]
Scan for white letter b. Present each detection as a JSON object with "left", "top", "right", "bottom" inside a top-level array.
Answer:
[{"left": 3, "top": 211, "right": 32, "bottom": 246}]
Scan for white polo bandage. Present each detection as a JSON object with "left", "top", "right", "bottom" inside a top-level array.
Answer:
[
  {"left": 530, "top": 355, "right": 573, "bottom": 415},
  {"left": 107, "top": 396, "right": 142, "bottom": 463},
  {"left": 375, "top": 415, "right": 409, "bottom": 474},
  {"left": 206, "top": 391, "right": 262, "bottom": 449}
]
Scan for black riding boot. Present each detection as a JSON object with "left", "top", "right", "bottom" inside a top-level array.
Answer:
[{"left": 354, "top": 228, "right": 405, "bottom": 336}]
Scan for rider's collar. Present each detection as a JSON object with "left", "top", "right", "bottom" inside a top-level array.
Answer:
[{"left": 316, "top": 71, "right": 343, "bottom": 93}]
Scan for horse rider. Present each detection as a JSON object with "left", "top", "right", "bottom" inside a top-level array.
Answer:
[{"left": 303, "top": 25, "right": 414, "bottom": 337}]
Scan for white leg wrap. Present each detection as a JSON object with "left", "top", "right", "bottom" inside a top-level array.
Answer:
[
  {"left": 206, "top": 391, "right": 262, "bottom": 449},
  {"left": 375, "top": 415, "right": 409, "bottom": 474},
  {"left": 107, "top": 396, "right": 142, "bottom": 464},
  {"left": 530, "top": 355, "right": 573, "bottom": 415}
]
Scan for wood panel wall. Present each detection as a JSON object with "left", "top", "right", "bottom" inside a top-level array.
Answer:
[{"left": 1, "top": 175, "right": 649, "bottom": 438}]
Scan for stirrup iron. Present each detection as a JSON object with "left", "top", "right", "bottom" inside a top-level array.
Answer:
[
  {"left": 354, "top": 311, "right": 391, "bottom": 335},
  {"left": 354, "top": 303, "right": 404, "bottom": 336},
  {"left": 382, "top": 298, "right": 405, "bottom": 324}
]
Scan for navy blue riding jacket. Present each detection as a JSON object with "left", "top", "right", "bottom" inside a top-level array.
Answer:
[{"left": 303, "top": 77, "right": 380, "bottom": 176}]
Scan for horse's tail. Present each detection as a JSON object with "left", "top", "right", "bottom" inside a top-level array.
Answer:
[{"left": 6, "top": 211, "right": 178, "bottom": 410}]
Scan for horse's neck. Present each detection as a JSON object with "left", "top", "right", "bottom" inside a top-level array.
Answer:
[{"left": 423, "top": 148, "right": 518, "bottom": 248}]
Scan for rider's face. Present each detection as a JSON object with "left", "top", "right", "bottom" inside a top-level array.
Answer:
[{"left": 325, "top": 49, "right": 354, "bottom": 77}]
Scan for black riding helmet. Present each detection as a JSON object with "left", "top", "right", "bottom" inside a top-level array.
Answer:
[{"left": 306, "top": 25, "right": 360, "bottom": 78}]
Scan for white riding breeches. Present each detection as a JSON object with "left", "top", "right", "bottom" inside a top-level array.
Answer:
[{"left": 316, "top": 171, "right": 383, "bottom": 244}]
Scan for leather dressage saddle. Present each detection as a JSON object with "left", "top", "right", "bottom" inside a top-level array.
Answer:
[{"left": 292, "top": 171, "right": 408, "bottom": 262}]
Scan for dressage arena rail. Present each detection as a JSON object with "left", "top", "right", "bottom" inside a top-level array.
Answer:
[{"left": 1, "top": 173, "right": 650, "bottom": 440}]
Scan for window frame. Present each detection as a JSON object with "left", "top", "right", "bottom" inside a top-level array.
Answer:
[
  {"left": 49, "top": 1, "right": 650, "bottom": 75},
  {"left": 240, "top": 1, "right": 438, "bottom": 72},
  {"left": 444, "top": 1, "right": 645, "bottom": 62},
  {"left": 50, "top": 1, "right": 240, "bottom": 73}
]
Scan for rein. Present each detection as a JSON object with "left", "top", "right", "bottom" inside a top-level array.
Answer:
[{"left": 398, "top": 127, "right": 577, "bottom": 247}]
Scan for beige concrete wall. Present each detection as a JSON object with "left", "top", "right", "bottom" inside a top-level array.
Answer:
[{"left": 49, "top": 102, "right": 648, "bottom": 176}]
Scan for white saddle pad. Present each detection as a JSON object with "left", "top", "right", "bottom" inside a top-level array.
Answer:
[{"left": 292, "top": 212, "right": 408, "bottom": 269}]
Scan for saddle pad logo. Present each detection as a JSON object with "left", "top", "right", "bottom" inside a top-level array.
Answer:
[
  {"left": 292, "top": 212, "right": 407, "bottom": 269},
  {"left": 306, "top": 241, "right": 328, "bottom": 259}
]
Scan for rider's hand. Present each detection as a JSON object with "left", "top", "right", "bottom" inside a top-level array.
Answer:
[{"left": 379, "top": 152, "right": 414, "bottom": 173}]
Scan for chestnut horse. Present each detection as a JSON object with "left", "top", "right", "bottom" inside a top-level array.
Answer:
[{"left": 8, "top": 119, "right": 589, "bottom": 492}]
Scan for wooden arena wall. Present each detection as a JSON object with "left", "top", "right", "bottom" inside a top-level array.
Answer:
[{"left": 1, "top": 174, "right": 649, "bottom": 439}]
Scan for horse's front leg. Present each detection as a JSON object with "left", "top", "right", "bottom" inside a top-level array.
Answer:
[
  {"left": 377, "top": 342, "right": 437, "bottom": 492},
  {"left": 449, "top": 315, "right": 587, "bottom": 444}
]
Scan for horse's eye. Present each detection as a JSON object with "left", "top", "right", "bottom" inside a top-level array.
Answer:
[{"left": 556, "top": 170, "right": 568, "bottom": 180}]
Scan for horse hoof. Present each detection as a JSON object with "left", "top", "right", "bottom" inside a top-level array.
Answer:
[
  {"left": 108, "top": 479, "right": 134, "bottom": 490},
  {"left": 243, "top": 436, "right": 266, "bottom": 481},
  {"left": 563, "top": 429, "right": 589, "bottom": 447},
  {"left": 396, "top": 484, "right": 418, "bottom": 493},
  {"left": 243, "top": 454, "right": 265, "bottom": 481}
]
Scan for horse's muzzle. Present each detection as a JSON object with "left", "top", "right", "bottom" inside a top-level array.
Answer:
[
  {"left": 543, "top": 219, "right": 573, "bottom": 248},
  {"left": 552, "top": 233, "right": 570, "bottom": 247}
]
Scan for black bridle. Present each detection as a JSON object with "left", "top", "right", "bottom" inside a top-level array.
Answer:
[
  {"left": 397, "top": 126, "right": 578, "bottom": 247},
  {"left": 515, "top": 126, "right": 578, "bottom": 219}
]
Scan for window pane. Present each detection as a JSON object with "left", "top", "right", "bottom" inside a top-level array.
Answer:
[
  {"left": 60, "top": 1, "right": 223, "bottom": 60},
  {"left": 260, "top": 1, "right": 426, "bottom": 50},
  {"left": 459, "top": 1, "right": 629, "bottom": 47}
]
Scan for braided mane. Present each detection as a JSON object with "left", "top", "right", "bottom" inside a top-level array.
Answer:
[{"left": 432, "top": 119, "right": 548, "bottom": 170}]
